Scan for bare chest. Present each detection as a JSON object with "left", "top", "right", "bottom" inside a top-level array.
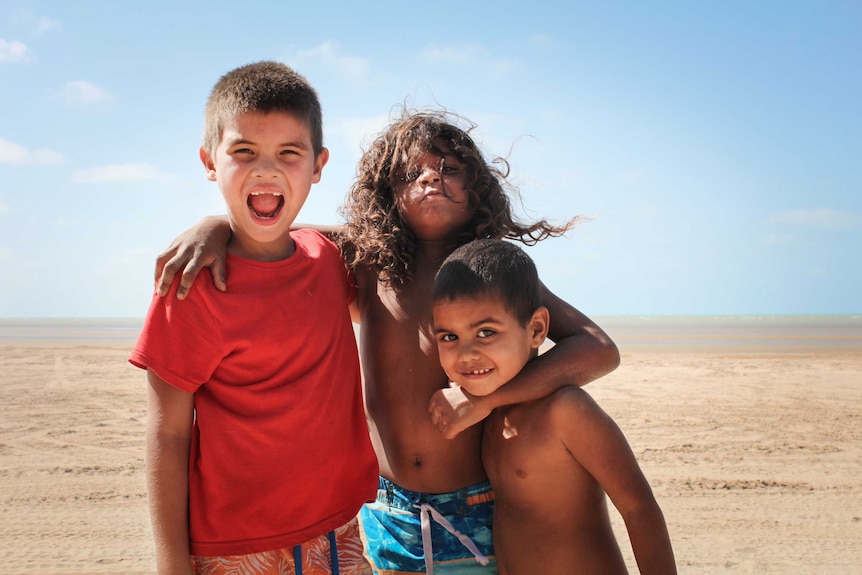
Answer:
[
  {"left": 483, "top": 403, "right": 601, "bottom": 510},
  {"left": 358, "top": 275, "right": 449, "bottom": 398}
]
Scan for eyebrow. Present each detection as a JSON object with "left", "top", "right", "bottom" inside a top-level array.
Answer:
[
  {"left": 433, "top": 316, "right": 503, "bottom": 334},
  {"left": 430, "top": 146, "right": 461, "bottom": 164},
  {"left": 225, "top": 137, "right": 311, "bottom": 149}
]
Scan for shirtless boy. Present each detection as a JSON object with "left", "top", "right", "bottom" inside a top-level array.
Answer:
[{"left": 431, "top": 239, "right": 676, "bottom": 574}]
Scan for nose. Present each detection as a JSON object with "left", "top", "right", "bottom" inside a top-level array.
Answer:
[
  {"left": 253, "top": 155, "right": 279, "bottom": 177},
  {"left": 417, "top": 167, "right": 441, "bottom": 187},
  {"left": 457, "top": 341, "right": 480, "bottom": 362}
]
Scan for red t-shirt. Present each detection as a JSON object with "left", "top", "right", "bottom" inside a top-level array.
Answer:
[{"left": 130, "top": 229, "right": 378, "bottom": 556}]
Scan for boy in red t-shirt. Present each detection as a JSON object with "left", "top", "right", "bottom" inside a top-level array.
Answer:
[{"left": 129, "top": 61, "right": 377, "bottom": 575}]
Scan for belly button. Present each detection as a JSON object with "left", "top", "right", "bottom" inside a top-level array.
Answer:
[{"left": 413, "top": 456, "right": 422, "bottom": 467}]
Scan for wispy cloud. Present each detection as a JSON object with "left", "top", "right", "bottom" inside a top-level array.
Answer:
[
  {"left": 59, "top": 80, "right": 112, "bottom": 106},
  {"left": 768, "top": 208, "right": 859, "bottom": 229},
  {"left": 0, "top": 38, "right": 31, "bottom": 63},
  {"left": 633, "top": 200, "right": 660, "bottom": 219},
  {"left": 0, "top": 136, "right": 66, "bottom": 167},
  {"left": 10, "top": 9, "right": 62, "bottom": 36},
  {"left": 420, "top": 42, "right": 521, "bottom": 78},
  {"left": 487, "top": 58, "right": 521, "bottom": 77},
  {"left": 617, "top": 167, "right": 651, "bottom": 184},
  {"left": 284, "top": 41, "right": 370, "bottom": 81},
  {"left": 529, "top": 34, "right": 555, "bottom": 46},
  {"left": 33, "top": 17, "right": 62, "bottom": 35},
  {"left": 70, "top": 163, "right": 173, "bottom": 184},
  {"left": 334, "top": 113, "right": 391, "bottom": 149},
  {"left": 765, "top": 232, "right": 795, "bottom": 245},
  {"left": 420, "top": 43, "right": 488, "bottom": 66}
]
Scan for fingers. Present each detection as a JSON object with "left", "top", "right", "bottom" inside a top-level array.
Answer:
[
  {"left": 153, "top": 247, "right": 178, "bottom": 289},
  {"left": 156, "top": 249, "right": 228, "bottom": 300},
  {"left": 428, "top": 401, "right": 449, "bottom": 434},
  {"left": 428, "top": 401, "right": 442, "bottom": 426},
  {"left": 431, "top": 409, "right": 454, "bottom": 438},
  {"left": 155, "top": 254, "right": 184, "bottom": 297},
  {"left": 437, "top": 416, "right": 453, "bottom": 439},
  {"left": 175, "top": 255, "right": 208, "bottom": 300},
  {"left": 210, "top": 258, "right": 227, "bottom": 293}
]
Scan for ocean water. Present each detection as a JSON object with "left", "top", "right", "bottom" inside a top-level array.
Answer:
[
  {"left": 597, "top": 314, "right": 862, "bottom": 352},
  {"left": 1, "top": 315, "right": 861, "bottom": 351},
  {"left": 0, "top": 317, "right": 144, "bottom": 346}
]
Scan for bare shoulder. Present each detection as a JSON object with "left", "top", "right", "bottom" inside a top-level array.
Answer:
[
  {"left": 546, "top": 385, "right": 602, "bottom": 417},
  {"left": 352, "top": 262, "right": 377, "bottom": 296},
  {"left": 543, "top": 386, "right": 616, "bottom": 436}
]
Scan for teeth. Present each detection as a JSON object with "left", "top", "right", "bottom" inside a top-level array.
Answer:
[
  {"left": 468, "top": 369, "right": 491, "bottom": 375},
  {"left": 248, "top": 191, "right": 285, "bottom": 219}
]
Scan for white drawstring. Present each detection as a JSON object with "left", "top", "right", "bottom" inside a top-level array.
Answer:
[{"left": 414, "top": 502, "right": 489, "bottom": 574}]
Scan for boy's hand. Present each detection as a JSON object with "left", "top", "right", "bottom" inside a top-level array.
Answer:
[
  {"left": 154, "top": 216, "right": 230, "bottom": 299},
  {"left": 429, "top": 382, "right": 491, "bottom": 439}
]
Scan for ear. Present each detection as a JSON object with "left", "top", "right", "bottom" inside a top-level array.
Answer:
[
  {"left": 529, "top": 306, "right": 550, "bottom": 350},
  {"left": 311, "top": 147, "right": 330, "bottom": 184},
  {"left": 200, "top": 147, "right": 217, "bottom": 181}
]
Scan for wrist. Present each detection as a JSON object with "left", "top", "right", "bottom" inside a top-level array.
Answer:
[{"left": 471, "top": 387, "right": 497, "bottom": 413}]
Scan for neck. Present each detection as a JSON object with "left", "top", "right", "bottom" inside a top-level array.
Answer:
[
  {"left": 414, "top": 238, "right": 459, "bottom": 266},
  {"left": 227, "top": 234, "right": 296, "bottom": 262}
]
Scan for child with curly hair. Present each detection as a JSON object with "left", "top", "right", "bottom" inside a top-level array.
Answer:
[{"left": 155, "top": 109, "right": 620, "bottom": 574}]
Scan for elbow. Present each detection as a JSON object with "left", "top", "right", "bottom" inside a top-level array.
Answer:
[
  {"left": 603, "top": 336, "right": 621, "bottom": 375},
  {"left": 591, "top": 329, "right": 620, "bottom": 377}
]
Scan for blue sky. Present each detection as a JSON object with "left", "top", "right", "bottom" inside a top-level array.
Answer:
[{"left": 1, "top": 1, "right": 860, "bottom": 318}]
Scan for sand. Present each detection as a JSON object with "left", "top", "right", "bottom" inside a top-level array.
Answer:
[{"left": 1, "top": 340, "right": 860, "bottom": 574}]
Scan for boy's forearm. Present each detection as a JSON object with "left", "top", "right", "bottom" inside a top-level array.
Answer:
[
  {"left": 291, "top": 222, "right": 344, "bottom": 239},
  {"left": 191, "top": 214, "right": 231, "bottom": 241},
  {"left": 483, "top": 282, "right": 621, "bottom": 411},
  {"left": 484, "top": 329, "right": 619, "bottom": 411},
  {"left": 147, "top": 427, "right": 192, "bottom": 574}
]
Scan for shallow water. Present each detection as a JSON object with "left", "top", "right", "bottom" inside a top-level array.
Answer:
[{"left": 2, "top": 315, "right": 861, "bottom": 352}]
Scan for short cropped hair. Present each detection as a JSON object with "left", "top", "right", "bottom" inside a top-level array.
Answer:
[
  {"left": 202, "top": 61, "right": 324, "bottom": 157},
  {"left": 432, "top": 239, "right": 542, "bottom": 325}
]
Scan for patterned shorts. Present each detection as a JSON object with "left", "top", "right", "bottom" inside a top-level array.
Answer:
[
  {"left": 359, "top": 477, "right": 497, "bottom": 574},
  {"left": 192, "top": 517, "right": 372, "bottom": 575}
]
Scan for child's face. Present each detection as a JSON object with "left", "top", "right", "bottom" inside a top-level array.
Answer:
[
  {"left": 433, "top": 295, "right": 547, "bottom": 397},
  {"left": 200, "top": 110, "right": 328, "bottom": 260},
  {"left": 393, "top": 139, "right": 473, "bottom": 241}
]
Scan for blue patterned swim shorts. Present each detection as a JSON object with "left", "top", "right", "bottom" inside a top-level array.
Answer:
[{"left": 359, "top": 476, "right": 496, "bottom": 574}]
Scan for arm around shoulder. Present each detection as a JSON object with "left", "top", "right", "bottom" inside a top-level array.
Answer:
[
  {"left": 485, "top": 281, "right": 619, "bottom": 408},
  {"left": 428, "top": 282, "right": 619, "bottom": 438},
  {"left": 541, "top": 282, "right": 619, "bottom": 381},
  {"left": 155, "top": 215, "right": 231, "bottom": 300}
]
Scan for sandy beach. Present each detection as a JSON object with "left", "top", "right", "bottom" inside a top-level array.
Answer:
[{"left": 1, "top": 319, "right": 861, "bottom": 574}]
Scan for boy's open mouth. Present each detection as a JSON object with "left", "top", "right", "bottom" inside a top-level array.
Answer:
[{"left": 248, "top": 192, "right": 284, "bottom": 219}]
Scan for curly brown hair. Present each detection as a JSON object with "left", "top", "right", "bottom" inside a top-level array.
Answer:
[{"left": 337, "top": 109, "right": 580, "bottom": 285}]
